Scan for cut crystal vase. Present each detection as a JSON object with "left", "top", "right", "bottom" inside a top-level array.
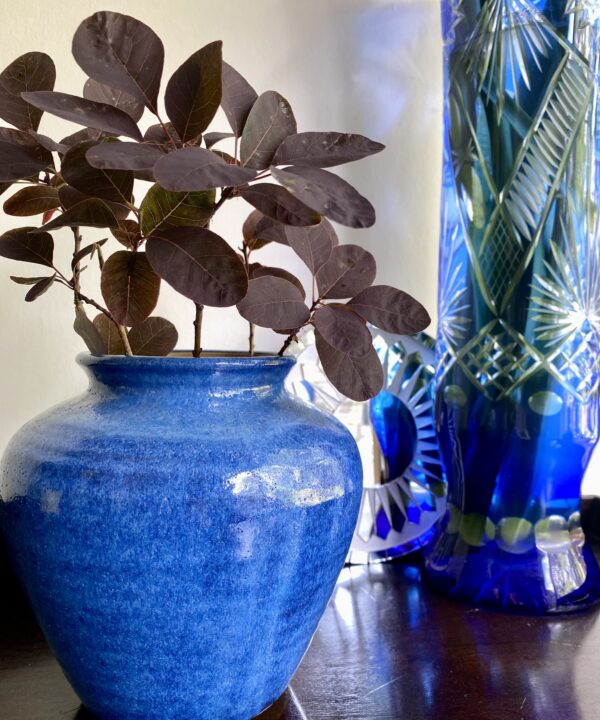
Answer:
[{"left": 427, "top": 0, "right": 600, "bottom": 612}]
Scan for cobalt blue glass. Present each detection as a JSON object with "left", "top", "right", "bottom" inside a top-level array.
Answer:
[
  {"left": 0, "top": 354, "right": 362, "bottom": 719},
  {"left": 426, "top": 0, "right": 600, "bottom": 612}
]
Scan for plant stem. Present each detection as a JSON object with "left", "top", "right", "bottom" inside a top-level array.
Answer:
[
  {"left": 71, "top": 226, "right": 82, "bottom": 309},
  {"left": 117, "top": 325, "right": 134, "bottom": 356},
  {"left": 242, "top": 244, "right": 255, "bottom": 356},
  {"left": 277, "top": 300, "right": 319, "bottom": 356},
  {"left": 193, "top": 303, "right": 203, "bottom": 357}
]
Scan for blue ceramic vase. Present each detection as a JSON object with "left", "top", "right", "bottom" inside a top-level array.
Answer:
[
  {"left": 427, "top": 0, "right": 600, "bottom": 613},
  {"left": 0, "top": 354, "right": 362, "bottom": 720}
]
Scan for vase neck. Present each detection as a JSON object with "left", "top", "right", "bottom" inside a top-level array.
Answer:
[{"left": 78, "top": 354, "right": 295, "bottom": 402}]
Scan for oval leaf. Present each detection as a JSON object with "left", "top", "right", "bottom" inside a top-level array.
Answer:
[
  {"left": 0, "top": 226, "right": 53, "bottom": 266},
  {"left": 72, "top": 11, "right": 164, "bottom": 112},
  {"left": 144, "top": 123, "right": 180, "bottom": 146},
  {"left": 221, "top": 62, "right": 258, "bottom": 137},
  {"left": 92, "top": 313, "right": 126, "bottom": 354},
  {"left": 24, "top": 273, "right": 55, "bottom": 302},
  {"left": 128, "top": 316, "right": 178, "bottom": 356},
  {"left": 21, "top": 91, "right": 143, "bottom": 141},
  {"left": 249, "top": 263, "right": 305, "bottom": 299},
  {"left": 111, "top": 219, "right": 139, "bottom": 249},
  {"left": 100, "top": 251, "right": 160, "bottom": 326},
  {"left": 154, "top": 147, "right": 256, "bottom": 191},
  {"left": 61, "top": 140, "right": 134, "bottom": 205},
  {"left": 0, "top": 52, "right": 56, "bottom": 131},
  {"left": 204, "top": 132, "right": 234, "bottom": 149},
  {"left": 239, "top": 183, "right": 320, "bottom": 227},
  {"left": 140, "top": 183, "right": 215, "bottom": 237},
  {"left": 86, "top": 142, "right": 165, "bottom": 172},
  {"left": 0, "top": 128, "right": 52, "bottom": 181},
  {"left": 28, "top": 131, "right": 67, "bottom": 154},
  {"left": 165, "top": 41, "right": 222, "bottom": 143},
  {"left": 74, "top": 306, "right": 106, "bottom": 354},
  {"left": 4, "top": 186, "right": 60, "bottom": 216},
  {"left": 240, "top": 91, "right": 296, "bottom": 170},
  {"left": 146, "top": 226, "right": 248, "bottom": 307},
  {"left": 83, "top": 78, "right": 144, "bottom": 122},
  {"left": 315, "top": 329, "right": 384, "bottom": 402},
  {"left": 273, "top": 132, "right": 385, "bottom": 168},
  {"left": 286, "top": 219, "right": 338, "bottom": 274},
  {"left": 242, "top": 211, "right": 289, "bottom": 250},
  {"left": 236, "top": 276, "right": 310, "bottom": 330},
  {"left": 316, "top": 245, "right": 376, "bottom": 299},
  {"left": 313, "top": 305, "right": 372, "bottom": 357},
  {"left": 271, "top": 166, "right": 376, "bottom": 229},
  {"left": 35, "top": 198, "right": 118, "bottom": 232},
  {"left": 349, "top": 285, "right": 431, "bottom": 335}
]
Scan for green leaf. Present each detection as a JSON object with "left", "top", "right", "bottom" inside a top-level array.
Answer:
[
  {"left": 139, "top": 183, "right": 215, "bottom": 237},
  {"left": 240, "top": 91, "right": 296, "bottom": 169},
  {"left": 100, "top": 250, "right": 161, "bottom": 326},
  {"left": 0, "top": 226, "right": 53, "bottom": 266},
  {"left": 3, "top": 186, "right": 60, "bottom": 216},
  {"left": 0, "top": 52, "right": 56, "bottom": 131},
  {"left": 165, "top": 41, "right": 223, "bottom": 143}
]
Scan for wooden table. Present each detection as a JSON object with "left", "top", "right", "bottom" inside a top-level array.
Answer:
[{"left": 2, "top": 536, "right": 600, "bottom": 720}]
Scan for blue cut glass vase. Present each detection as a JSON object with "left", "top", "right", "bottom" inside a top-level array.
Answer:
[{"left": 426, "top": 0, "right": 600, "bottom": 613}]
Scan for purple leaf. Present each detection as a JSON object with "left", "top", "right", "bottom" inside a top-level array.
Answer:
[
  {"left": 316, "top": 244, "right": 376, "bottom": 299},
  {"left": 221, "top": 62, "right": 258, "bottom": 137},
  {"left": 33, "top": 198, "right": 119, "bottom": 232},
  {"left": 165, "top": 41, "right": 222, "bottom": 143},
  {"left": 313, "top": 304, "right": 372, "bottom": 357},
  {"left": 349, "top": 285, "right": 431, "bottom": 335},
  {"left": 0, "top": 128, "right": 52, "bottom": 181},
  {"left": 239, "top": 183, "right": 320, "bottom": 227},
  {"left": 249, "top": 263, "right": 306, "bottom": 299},
  {"left": 72, "top": 11, "right": 164, "bottom": 112},
  {"left": 83, "top": 78, "right": 144, "bottom": 122},
  {"left": 100, "top": 250, "right": 161, "bottom": 326},
  {"left": 73, "top": 306, "right": 106, "bottom": 354},
  {"left": 3, "top": 186, "right": 60, "bottom": 216},
  {"left": 154, "top": 147, "right": 256, "bottom": 191},
  {"left": 240, "top": 91, "right": 296, "bottom": 169},
  {"left": 204, "top": 132, "right": 234, "bottom": 149},
  {"left": 71, "top": 238, "right": 108, "bottom": 269},
  {"left": 61, "top": 140, "right": 133, "bottom": 205},
  {"left": 271, "top": 165, "right": 375, "bottom": 228},
  {"left": 28, "top": 131, "right": 67, "bottom": 154},
  {"left": 315, "top": 330, "right": 384, "bottom": 402},
  {"left": 127, "top": 316, "right": 178, "bottom": 356},
  {"left": 92, "top": 313, "right": 126, "bottom": 354},
  {"left": 242, "top": 211, "right": 289, "bottom": 250},
  {"left": 146, "top": 226, "right": 248, "bottom": 307},
  {"left": 24, "top": 273, "right": 55, "bottom": 302},
  {"left": 273, "top": 132, "right": 385, "bottom": 168},
  {"left": 286, "top": 218, "right": 338, "bottom": 274},
  {"left": 0, "top": 52, "right": 56, "bottom": 131},
  {"left": 236, "top": 275, "right": 310, "bottom": 330},
  {"left": 0, "top": 226, "right": 53, "bottom": 266},
  {"left": 86, "top": 142, "right": 165, "bottom": 172},
  {"left": 143, "top": 123, "right": 180, "bottom": 146},
  {"left": 21, "top": 91, "right": 143, "bottom": 141}
]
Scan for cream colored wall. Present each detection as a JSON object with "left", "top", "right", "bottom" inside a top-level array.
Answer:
[{"left": 0, "top": 0, "right": 443, "bottom": 453}]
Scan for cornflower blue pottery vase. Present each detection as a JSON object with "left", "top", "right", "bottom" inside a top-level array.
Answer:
[
  {"left": 427, "top": 0, "right": 600, "bottom": 613},
  {"left": 0, "top": 354, "right": 362, "bottom": 719}
]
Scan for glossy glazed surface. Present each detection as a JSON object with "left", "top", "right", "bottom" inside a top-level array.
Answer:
[
  {"left": 430, "top": 0, "right": 600, "bottom": 612},
  {"left": 0, "top": 355, "right": 362, "bottom": 720}
]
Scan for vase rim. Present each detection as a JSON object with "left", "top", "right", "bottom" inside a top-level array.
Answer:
[{"left": 77, "top": 351, "right": 295, "bottom": 370}]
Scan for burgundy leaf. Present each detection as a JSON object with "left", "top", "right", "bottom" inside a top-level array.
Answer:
[
  {"left": 146, "top": 226, "right": 248, "bottom": 307},
  {"left": 313, "top": 304, "right": 372, "bottom": 357},
  {"left": 221, "top": 62, "right": 258, "bottom": 137},
  {"left": 10, "top": 274, "right": 52, "bottom": 285},
  {"left": 249, "top": 263, "right": 306, "bottom": 299},
  {"left": 239, "top": 183, "right": 320, "bottom": 226},
  {"left": 165, "top": 41, "right": 222, "bottom": 143},
  {"left": 316, "top": 245, "right": 376, "bottom": 299},
  {"left": 92, "top": 313, "right": 126, "bottom": 354},
  {"left": 204, "top": 132, "right": 234, "bottom": 149},
  {"left": 271, "top": 166, "right": 375, "bottom": 228},
  {"left": 273, "top": 132, "right": 385, "bottom": 168},
  {"left": 127, "top": 316, "right": 178, "bottom": 356},
  {"left": 315, "top": 330, "right": 384, "bottom": 401},
  {"left": 143, "top": 123, "right": 180, "bottom": 146},
  {"left": 100, "top": 250, "right": 160, "bottom": 326},
  {"left": 240, "top": 91, "right": 296, "bottom": 169},
  {"left": 0, "top": 52, "right": 56, "bottom": 131},
  {"left": 71, "top": 238, "right": 108, "bottom": 269},
  {"left": 34, "top": 198, "right": 118, "bottom": 232},
  {"left": 111, "top": 219, "right": 140, "bottom": 249},
  {"left": 21, "top": 91, "right": 143, "bottom": 141},
  {"left": 242, "top": 210, "right": 289, "bottom": 250},
  {"left": 24, "top": 273, "right": 55, "bottom": 302},
  {"left": 3, "top": 186, "right": 60, "bottom": 216},
  {"left": 0, "top": 128, "right": 52, "bottom": 181},
  {"left": 28, "top": 131, "right": 67, "bottom": 154},
  {"left": 0, "top": 227, "right": 53, "bottom": 266},
  {"left": 286, "top": 218, "right": 338, "bottom": 274},
  {"left": 86, "top": 142, "right": 165, "bottom": 172},
  {"left": 237, "top": 275, "right": 310, "bottom": 330},
  {"left": 72, "top": 11, "right": 164, "bottom": 112},
  {"left": 74, "top": 306, "right": 106, "bottom": 354},
  {"left": 83, "top": 78, "right": 144, "bottom": 122},
  {"left": 154, "top": 147, "right": 256, "bottom": 191},
  {"left": 60, "top": 129, "right": 97, "bottom": 150},
  {"left": 61, "top": 140, "right": 134, "bottom": 205},
  {"left": 349, "top": 285, "right": 431, "bottom": 335}
]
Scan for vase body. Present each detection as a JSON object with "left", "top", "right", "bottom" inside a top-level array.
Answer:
[
  {"left": 0, "top": 355, "right": 362, "bottom": 719},
  {"left": 428, "top": 0, "right": 600, "bottom": 612}
]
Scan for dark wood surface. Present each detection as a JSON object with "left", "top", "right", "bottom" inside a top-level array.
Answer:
[{"left": 3, "top": 510, "right": 600, "bottom": 720}]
